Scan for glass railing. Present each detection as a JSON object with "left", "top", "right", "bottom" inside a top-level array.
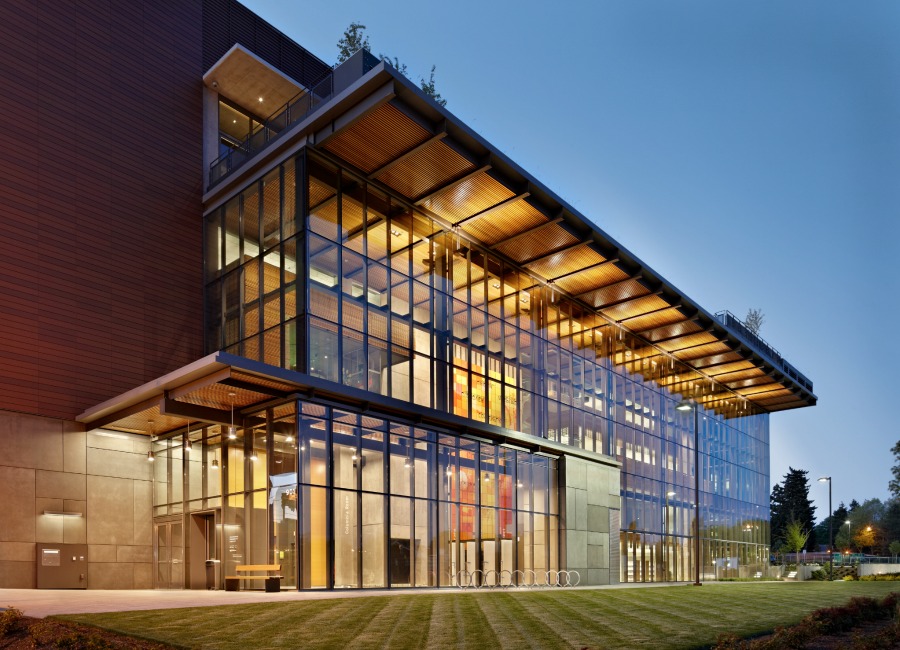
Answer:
[
  {"left": 715, "top": 310, "right": 813, "bottom": 392},
  {"left": 208, "top": 50, "right": 380, "bottom": 188}
]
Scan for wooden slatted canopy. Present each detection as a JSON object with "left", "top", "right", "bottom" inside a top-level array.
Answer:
[{"left": 309, "top": 64, "right": 816, "bottom": 417}]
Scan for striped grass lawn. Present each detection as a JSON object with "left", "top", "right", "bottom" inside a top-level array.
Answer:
[{"left": 61, "top": 581, "right": 900, "bottom": 650}]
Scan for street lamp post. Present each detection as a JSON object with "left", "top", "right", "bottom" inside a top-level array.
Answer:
[
  {"left": 818, "top": 476, "right": 832, "bottom": 581},
  {"left": 676, "top": 399, "right": 701, "bottom": 586}
]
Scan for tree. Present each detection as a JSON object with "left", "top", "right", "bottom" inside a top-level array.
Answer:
[
  {"left": 337, "top": 22, "right": 370, "bottom": 63},
  {"left": 834, "top": 525, "right": 852, "bottom": 552},
  {"left": 784, "top": 519, "right": 811, "bottom": 555},
  {"left": 813, "top": 501, "right": 849, "bottom": 551},
  {"left": 889, "top": 540, "right": 900, "bottom": 559},
  {"left": 770, "top": 482, "right": 787, "bottom": 550},
  {"left": 339, "top": 22, "right": 447, "bottom": 106},
  {"left": 889, "top": 441, "right": 900, "bottom": 499},
  {"left": 770, "top": 468, "right": 817, "bottom": 552},
  {"left": 744, "top": 308, "right": 765, "bottom": 335},
  {"left": 847, "top": 498, "right": 888, "bottom": 555},
  {"left": 381, "top": 55, "right": 408, "bottom": 76},
  {"left": 419, "top": 65, "right": 446, "bottom": 107}
]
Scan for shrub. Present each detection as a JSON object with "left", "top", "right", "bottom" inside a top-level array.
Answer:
[
  {"left": 712, "top": 592, "right": 900, "bottom": 649},
  {"left": 0, "top": 607, "right": 23, "bottom": 637},
  {"left": 810, "top": 569, "right": 828, "bottom": 581}
]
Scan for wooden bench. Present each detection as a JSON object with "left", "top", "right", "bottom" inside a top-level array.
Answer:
[{"left": 225, "top": 564, "right": 282, "bottom": 592}]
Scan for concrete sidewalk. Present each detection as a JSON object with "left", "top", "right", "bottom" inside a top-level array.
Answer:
[{"left": 0, "top": 581, "right": 680, "bottom": 618}]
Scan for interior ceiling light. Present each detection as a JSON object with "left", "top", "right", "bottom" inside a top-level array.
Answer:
[
  {"left": 492, "top": 282, "right": 500, "bottom": 289},
  {"left": 390, "top": 228, "right": 402, "bottom": 237},
  {"left": 258, "top": 96, "right": 264, "bottom": 102},
  {"left": 184, "top": 421, "right": 192, "bottom": 452},
  {"left": 250, "top": 450, "right": 258, "bottom": 461},
  {"left": 211, "top": 458, "right": 219, "bottom": 470},
  {"left": 228, "top": 392, "right": 237, "bottom": 439}
]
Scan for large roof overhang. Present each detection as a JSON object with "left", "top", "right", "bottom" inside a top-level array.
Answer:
[
  {"left": 77, "top": 352, "right": 617, "bottom": 467},
  {"left": 203, "top": 61, "right": 816, "bottom": 416}
]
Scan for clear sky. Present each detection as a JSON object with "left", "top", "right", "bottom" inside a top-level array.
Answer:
[{"left": 244, "top": 0, "right": 900, "bottom": 520}]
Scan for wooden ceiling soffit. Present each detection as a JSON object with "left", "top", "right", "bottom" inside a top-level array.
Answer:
[
  {"left": 713, "top": 367, "right": 766, "bottom": 384},
  {"left": 705, "top": 360, "right": 757, "bottom": 376},
  {"left": 376, "top": 138, "right": 475, "bottom": 201},
  {"left": 489, "top": 216, "right": 561, "bottom": 250},
  {"left": 644, "top": 324, "right": 711, "bottom": 347},
  {"left": 602, "top": 293, "right": 672, "bottom": 322},
  {"left": 621, "top": 304, "right": 686, "bottom": 328},
  {"left": 321, "top": 101, "right": 427, "bottom": 174},
  {"left": 689, "top": 351, "right": 744, "bottom": 369},
  {"left": 581, "top": 277, "right": 654, "bottom": 311},
  {"left": 658, "top": 331, "right": 720, "bottom": 353},
  {"left": 417, "top": 167, "right": 510, "bottom": 223},
  {"left": 672, "top": 340, "right": 736, "bottom": 361},
  {"left": 166, "top": 368, "right": 233, "bottom": 401},
  {"left": 553, "top": 261, "right": 626, "bottom": 297},
  {"left": 638, "top": 316, "right": 703, "bottom": 341},
  {"left": 738, "top": 384, "right": 791, "bottom": 399},
  {"left": 526, "top": 243, "right": 607, "bottom": 282},
  {"left": 722, "top": 376, "right": 776, "bottom": 391},
  {"left": 462, "top": 195, "right": 549, "bottom": 246},
  {"left": 493, "top": 221, "right": 580, "bottom": 265},
  {"left": 456, "top": 191, "right": 530, "bottom": 228},
  {"left": 366, "top": 123, "right": 447, "bottom": 178},
  {"left": 757, "top": 394, "right": 807, "bottom": 408}
]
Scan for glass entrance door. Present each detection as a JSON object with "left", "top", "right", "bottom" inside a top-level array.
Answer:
[{"left": 154, "top": 520, "right": 184, "bottom": 589}]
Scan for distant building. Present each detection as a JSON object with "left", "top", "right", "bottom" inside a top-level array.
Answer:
[{"left": 0, "top": 0, "right": 815, "bottom": 589}]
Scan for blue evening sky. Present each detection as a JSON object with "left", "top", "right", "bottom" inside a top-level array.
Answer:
[{"left": 244, "top": 0, "right": 900, "bottom": 520}]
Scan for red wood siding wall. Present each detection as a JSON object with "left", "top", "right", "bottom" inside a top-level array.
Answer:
[{"left": 0, "top": 1, "right": 206, "bottom": 419}]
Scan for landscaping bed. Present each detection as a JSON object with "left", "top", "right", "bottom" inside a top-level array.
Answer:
[{"left": 0, "top": 607, "right": 179, "bottom": 650}]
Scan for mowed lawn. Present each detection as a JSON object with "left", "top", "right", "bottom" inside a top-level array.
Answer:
[{"left": 62, "top": 582, "right": 900, "bottom": 650}]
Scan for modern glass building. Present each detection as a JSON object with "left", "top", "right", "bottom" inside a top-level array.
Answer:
[{"left": 0, "top": 0, "right": 814, "bottom": 590}]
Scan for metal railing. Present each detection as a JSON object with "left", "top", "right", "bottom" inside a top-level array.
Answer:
[
  {"left": 715, "top": 310, "right": 813, "bottom": 392},
  {"left": 208, "top": 50, "right": 380, "bottom": 187}
]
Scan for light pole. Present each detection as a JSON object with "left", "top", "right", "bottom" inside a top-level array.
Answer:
[
  {"left": 818, "top": 476, "right": 832, "bottom": 581},
  {"left": 676, "top": 399, "right": 701, "bottom": 586}
]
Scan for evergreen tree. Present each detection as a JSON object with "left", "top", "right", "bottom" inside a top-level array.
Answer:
[
  {"left": 770, "top": 468, "right": 817, "bottom": 551},
  {"left": 770, "top": 482, "right": 787, "bottom": 550}
]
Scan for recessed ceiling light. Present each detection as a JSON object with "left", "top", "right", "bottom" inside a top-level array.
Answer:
[
  {"left": 232, "top": 119, "right": 236, "bottom": 123},
  {"left": 390, "top": 229, "right": 402, "bottom": 237},
  {"left": 492, "top": 282, "right": 500, "bottom": 289},
  {"left": 258, "top": 97, "right": 264, "bottom": 103}
]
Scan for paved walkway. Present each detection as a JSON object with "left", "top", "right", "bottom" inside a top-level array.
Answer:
[{"left": 0, "top": 581, "right": 680, "bottom": 618}]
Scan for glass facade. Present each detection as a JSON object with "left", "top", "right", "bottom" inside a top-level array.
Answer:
[
  {"left": 152, "top": 399, "right": 559, "bottom": 588},
  {"left": 201, "top": 148, "right": 771, "bottom": 583}
]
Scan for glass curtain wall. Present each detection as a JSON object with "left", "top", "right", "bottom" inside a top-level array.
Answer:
[
  {"left": 151, "top": 399, "right": 559, "bottom": 588},
  {"left": 203, "top": 148, "right": 772, "bottom": 582}
]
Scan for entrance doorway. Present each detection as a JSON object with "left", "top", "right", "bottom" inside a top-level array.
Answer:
[
  {"left": 154, "top": 519, "right": 184, "bottom": 589},
  {"left": 188, "top": 511, "right": 219, "bottom": 589}
]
